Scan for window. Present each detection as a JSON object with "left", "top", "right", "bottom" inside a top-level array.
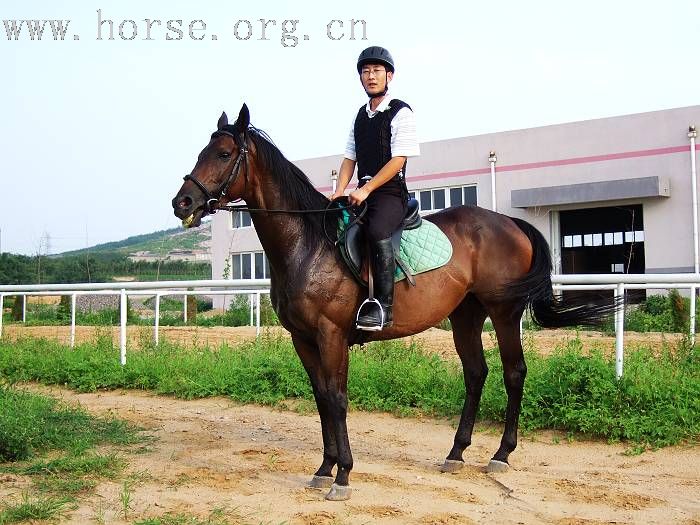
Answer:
[
  {"left": 231, "top": 210, "right": 252, "bottom": 229},
  {"left": 409, "top": 185, "right": 477, "bottom": 212},
  {"left": 229, "top": 251, "right": 270, "bottom": 279},
  {"left": 564, "top": 230, "right": 645, "bottom": 249}
]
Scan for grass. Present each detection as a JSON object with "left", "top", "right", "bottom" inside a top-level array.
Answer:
[
  {"left": 0, "top": 385, "right": 142, "bottom": 462},
  {"left": 0, "top": 384, "right": 147, "bottom": 523},
  {"left": 0, "top": 333, "right": 699, "bottom": 449},
  {"left": 0, "top": 493, "right": 74, "bottom": 525},
  {"left": 134, "top": 507, "right": 252, "bottom": 525}
]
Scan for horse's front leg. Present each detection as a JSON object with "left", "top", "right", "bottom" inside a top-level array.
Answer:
[
  {"left": 310, "top": 326, "right": 353, "bottom": 501},
  {"left": 291, "top": 335, "right": 337, "bottom": 489}
]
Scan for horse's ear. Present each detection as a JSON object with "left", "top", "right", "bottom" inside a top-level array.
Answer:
[
  {"left": 235, "top": 103, "right": 250, "bottom": 131},
  {"left": 217, "top": 111, "right": 228, "bottom": 130}
]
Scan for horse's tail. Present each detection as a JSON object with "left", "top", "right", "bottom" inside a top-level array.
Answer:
[{"left": 501, "top": 217, "right": 617, "bottom": 328}]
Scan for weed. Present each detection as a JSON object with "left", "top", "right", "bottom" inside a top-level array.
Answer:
[
  {"left": 93, "top": 501, "right": 106, "bottom": 525},
  {"left": 120, "top": 479, "right": 134, "bottom": 520}
]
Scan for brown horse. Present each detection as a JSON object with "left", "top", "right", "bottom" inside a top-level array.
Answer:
[{"left": 171, "top": 104, "right": 613, "bottom": 501}]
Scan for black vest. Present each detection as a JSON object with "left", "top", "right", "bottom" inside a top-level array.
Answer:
[{"left": 354, "top": 99, "right": 411, "bottom": 197}]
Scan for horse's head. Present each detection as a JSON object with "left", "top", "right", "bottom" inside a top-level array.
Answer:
[{"left": 172, "top": 104, "right": 251, "bottom": 228}]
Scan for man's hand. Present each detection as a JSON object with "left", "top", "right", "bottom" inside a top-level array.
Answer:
[
  {"left": 349, "top": 187, "right": 370, "bottom": 206},
  {"left": 330, "top": 191, "right": 345, "bottom": 201}
]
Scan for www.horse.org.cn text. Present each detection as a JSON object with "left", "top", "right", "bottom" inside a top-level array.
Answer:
[{"left": 1, "top": 10, "right": 369, "bottom": 46}]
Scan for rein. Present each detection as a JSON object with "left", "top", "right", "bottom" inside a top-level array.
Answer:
[{"left": 221, "top": 198, "right": 367, "bottom": 247}]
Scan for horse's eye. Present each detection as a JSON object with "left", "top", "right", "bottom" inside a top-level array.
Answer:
[{"left": 218, "top": 152, "right": 232, "bottom": 160}]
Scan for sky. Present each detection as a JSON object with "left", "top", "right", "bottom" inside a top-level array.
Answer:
[{"left": 1, "top": 0, "right": 699, "bottom": 255}]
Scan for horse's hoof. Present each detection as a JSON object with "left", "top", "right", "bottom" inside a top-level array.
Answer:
[
  {"left": 325, "top": 483, "right": 352, "bottom": 501},
  {"left": 440, "top": 459, "right": 464, "bottom": 473},
  {"left": 308, "top": 475, "right": 334, "bottom": 489},
  {"left": 486, "top": 459, "right": 510, "bottom": 473}
]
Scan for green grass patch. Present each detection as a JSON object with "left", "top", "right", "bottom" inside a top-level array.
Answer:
[
  {"left": 134, "top": 507, "right": 246, "bottom": 525},
  {"left": 0, "top": 384, "right": 147, "bottom": 522},
  {"left": 0, "top": 493, "right": 75, "bottom": 525},
  {"left": 0, "top": 334, "right": 699, "bottom": 448},
  {"left": 0, "top": 385, "right": 143, "bottom": 462},
  {"left": 6, "top": 452, "right": 126, "bottom": 478},
  {"left": 32, "top": 475, "right": 97, "bottom": 495}
]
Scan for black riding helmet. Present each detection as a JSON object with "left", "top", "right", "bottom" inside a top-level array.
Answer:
[{"left": 356, "top": 46, "right": 395, "bottom": 74}]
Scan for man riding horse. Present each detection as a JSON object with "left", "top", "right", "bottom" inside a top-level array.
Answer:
[{"left": 330, "top": 46, "right": 420, "bottom": 331}]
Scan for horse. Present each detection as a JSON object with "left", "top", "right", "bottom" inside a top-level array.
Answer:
[{"left": 171, "top": 104, "right": 614, "bottom": 501}]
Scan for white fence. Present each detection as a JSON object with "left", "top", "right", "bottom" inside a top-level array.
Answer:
[
  {"left": 1, "top": 274, "right": 699, "bottom": 377},
  {"left": 0, "top": 279, "right": 269, "bottom": 366}
]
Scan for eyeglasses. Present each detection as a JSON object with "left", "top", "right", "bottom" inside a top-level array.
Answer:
[{"left": 361, "top": 66, "right": 386, "bottom": 77}]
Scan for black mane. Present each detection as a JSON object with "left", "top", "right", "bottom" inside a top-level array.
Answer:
[{"left": 220, "top": 123, "right": 332, "bottom": 246}]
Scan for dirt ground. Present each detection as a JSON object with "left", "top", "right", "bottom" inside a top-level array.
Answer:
[
  {"left": 2, "top": 384, "right": 698, "bottom": 525},
  {"left": 0, "top": 324, "right": 688, "bottom": 358},
  {"left": 1, "top": 325, "right": 696, "bottom": 523}
]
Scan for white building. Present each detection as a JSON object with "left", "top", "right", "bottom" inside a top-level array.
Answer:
[{"left": 210, "top": 105, "right": 700, "bottom": 308}]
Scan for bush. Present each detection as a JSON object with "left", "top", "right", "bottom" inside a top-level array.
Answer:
[
  {"left": 624, "top": 291, "right": 698, "bottom": 333},
  {"left": 10, "top": 295, "right": 23, "bottom": 321},
  {"left": 669, "top": 289, "right": 690, "bottom": 333}
]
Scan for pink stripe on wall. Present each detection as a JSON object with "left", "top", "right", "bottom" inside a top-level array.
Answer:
[
  {"left": 408, "top": 144, "right": 699, "bottom": 184},
  {"left": 313, "top": 143, "right": 699, "bottom": 191}
]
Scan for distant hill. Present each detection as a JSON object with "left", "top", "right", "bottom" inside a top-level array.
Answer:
[{"left": 59, "top": 222, "right": 211, "bottom": 257}]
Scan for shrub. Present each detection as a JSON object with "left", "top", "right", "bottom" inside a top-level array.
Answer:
[
  {"left": 10, "top": 295, "right": 23, "bottom": 321},
  {"left": 669, "top": 289, "right": 690, "bottom": 333}
]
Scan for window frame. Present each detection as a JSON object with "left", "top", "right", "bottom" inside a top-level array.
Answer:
[
  {"left": 408, "top": 184, "right": 478, "bottom": 212},
  {"left": 230, "top": 210, "right": 253, "bottom": 229},
  {"left": 229, "top": 251, "right": 270, "bottom": 280}
]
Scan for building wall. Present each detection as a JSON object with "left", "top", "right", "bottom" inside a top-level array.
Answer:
[{"left": 211, "top": 105, "right": 700, "bottom": 307}]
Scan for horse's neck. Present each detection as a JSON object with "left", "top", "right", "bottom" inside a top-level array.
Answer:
[{"left": 244, "top": 180, "right": 327, "bottom": 275}]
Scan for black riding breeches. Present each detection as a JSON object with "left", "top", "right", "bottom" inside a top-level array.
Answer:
[{"left": 363, "top": 192, "right": 407, "bottom": 243}]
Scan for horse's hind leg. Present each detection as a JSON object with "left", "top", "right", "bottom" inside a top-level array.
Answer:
[
  {"left": 441, "top": 294, "right": 489, "bottom": 473},
  {"left": 485, "top": 303, "right": 528, "bottom": 472}
]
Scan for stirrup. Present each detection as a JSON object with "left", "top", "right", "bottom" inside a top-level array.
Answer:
[{"left": 355, "top": 298, "right": 385, "bottom": 331}]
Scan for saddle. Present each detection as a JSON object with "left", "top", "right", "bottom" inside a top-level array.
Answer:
[{"left": 338, "top": 198, "right": 422, "bottom": 287}]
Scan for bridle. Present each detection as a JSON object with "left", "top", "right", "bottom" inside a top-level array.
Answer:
[
  {"left": 181, "top": 126, "right": 367, "bottom": 245},
  {"left": 183, "top": 129, "right": 249, "bottom": 215}
]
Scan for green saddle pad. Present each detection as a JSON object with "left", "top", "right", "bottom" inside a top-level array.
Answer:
[
  {"left": 393, "top": 220, "right": 453, "bottom": 282},
  {"left": 337, "top": 210, "right": 453, "bottom": 283}
]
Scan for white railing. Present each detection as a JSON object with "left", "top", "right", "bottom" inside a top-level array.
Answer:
[
  {"left": 0, "top": 279, "right": 270, "bottom": 366},
  {"left": 1, "top": 274, "right": 699, "bottom": 376},
  {"left": 552, "top": 273, "right": 700, "bottom": 378}
]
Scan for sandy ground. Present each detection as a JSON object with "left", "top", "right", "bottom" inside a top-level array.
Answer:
[
  {"left": 1, "top": 326, "right": 696, "bottom": 523},
  {"left": 0, "top": 324, "right": 688, "bottom": 358},
  {"left": 2, "top": 384, "right": 699, "bottom": 525}
]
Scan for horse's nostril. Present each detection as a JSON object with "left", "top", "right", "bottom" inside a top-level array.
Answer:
[{"left": 179, "top": 196, "right": 193, "bottom": 209}]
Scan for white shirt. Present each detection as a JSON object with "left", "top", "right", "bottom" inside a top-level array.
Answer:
[{"left": 344, "top": 95, "right": 420, "bottom": 162}]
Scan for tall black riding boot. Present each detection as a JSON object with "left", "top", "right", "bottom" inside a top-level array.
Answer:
[{"left": 356, "top": 238, "right": 395, "bottom": 331}]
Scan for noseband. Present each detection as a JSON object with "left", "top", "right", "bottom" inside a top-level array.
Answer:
[{"left": 183, "top": 130, "right": 248, "bottom": 214}]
